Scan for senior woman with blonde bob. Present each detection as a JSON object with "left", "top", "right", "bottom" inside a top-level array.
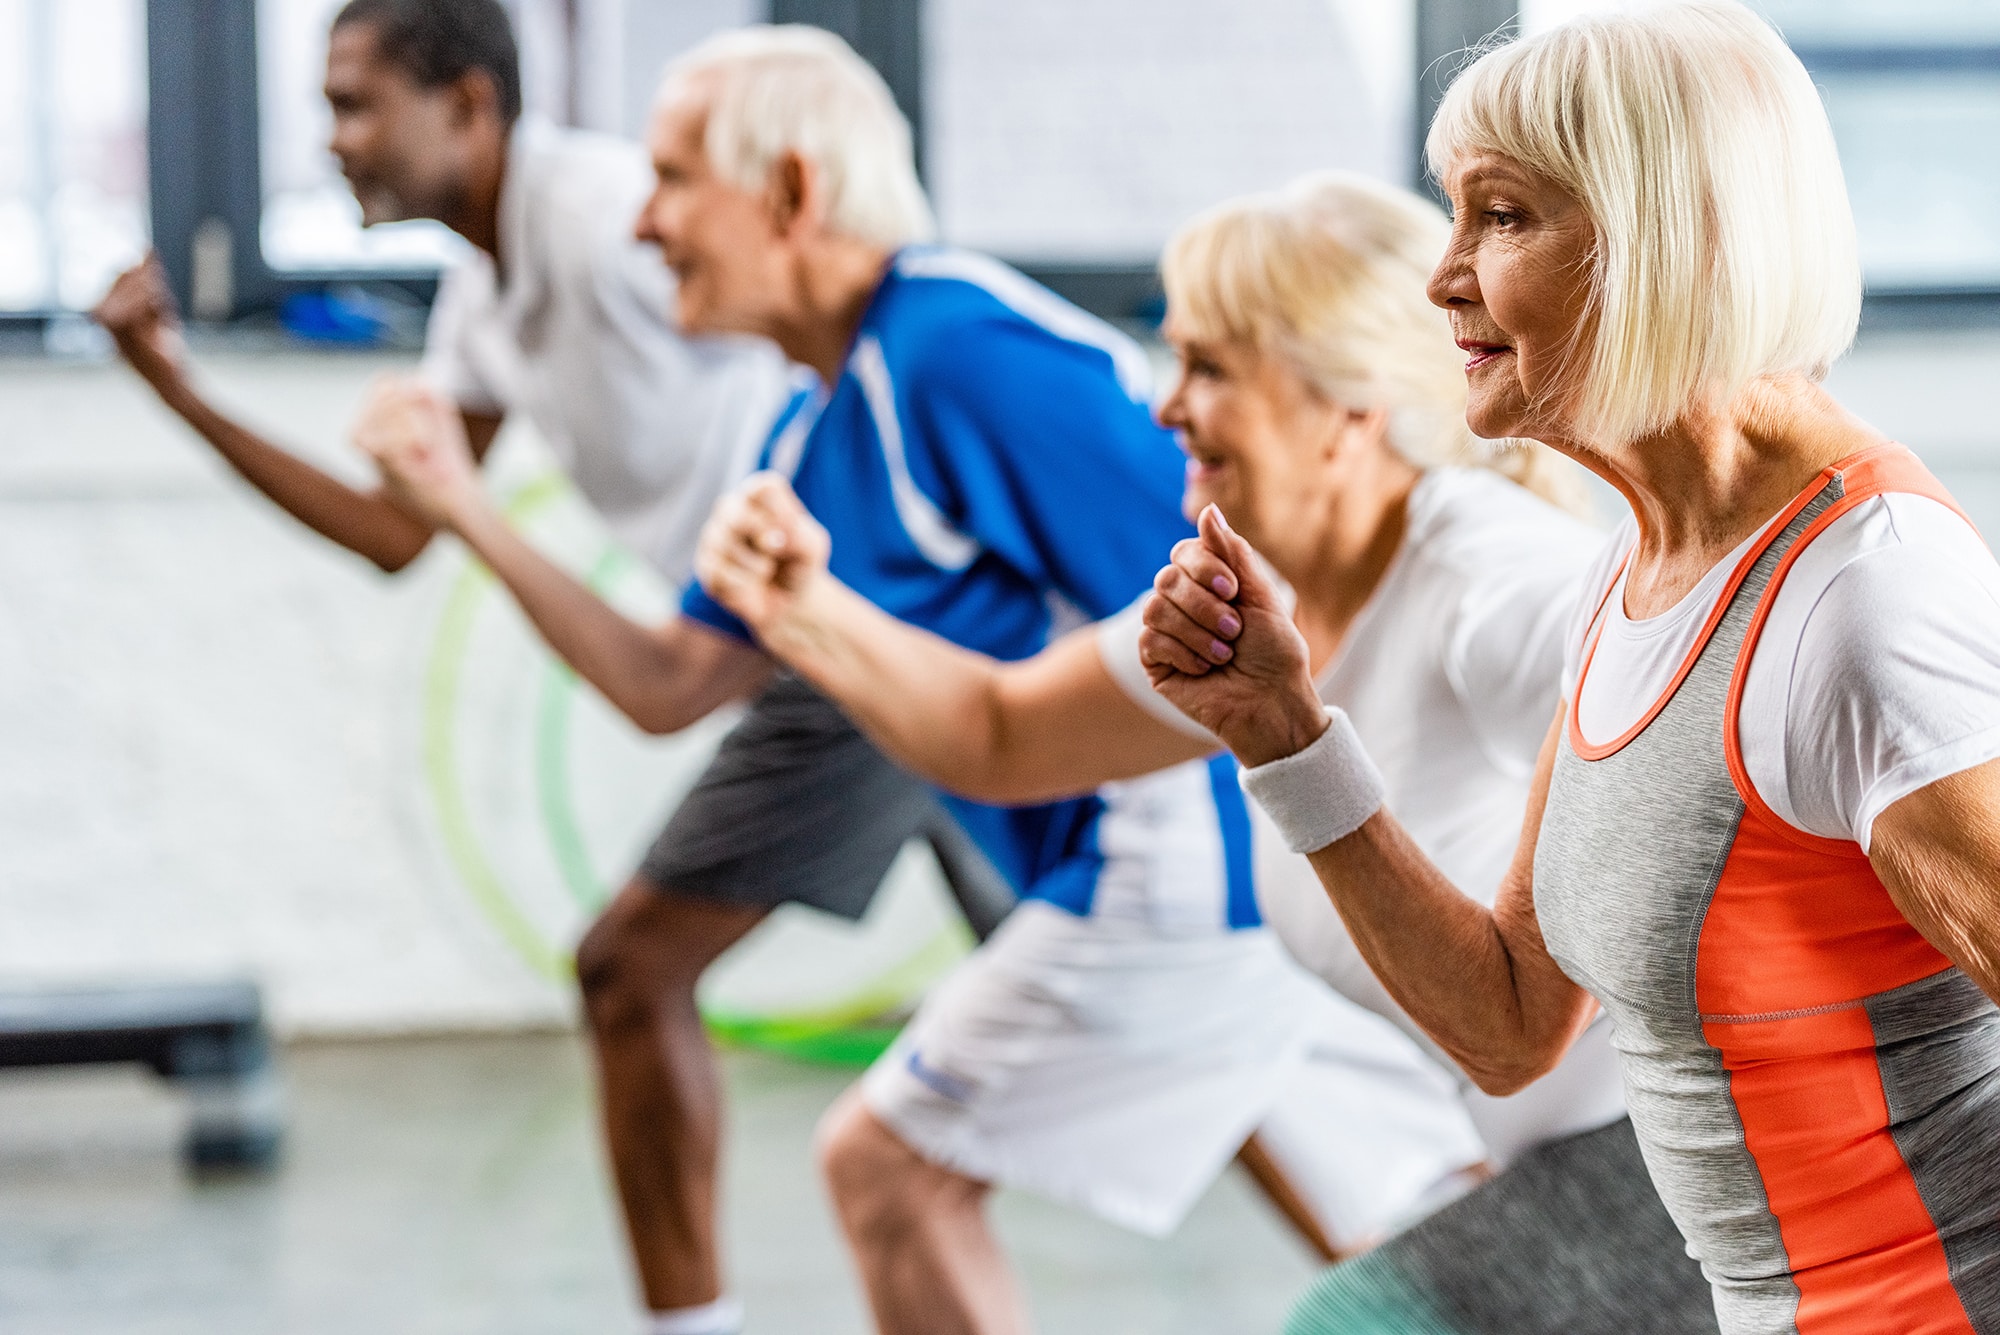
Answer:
[
  {"left": 698, "top": 173, "right": 1718, "bottom": 1332},
  {"left": 1146, "top": 4, "right": 2000, "bottom": 1333}
]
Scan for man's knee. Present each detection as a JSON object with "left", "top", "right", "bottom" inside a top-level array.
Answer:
[
  {"left": 817, "top": 1092, "right": 895, "bottom": 1201},
  {"left": 576, "top": 897, "right": 659, "bottom": 1010},
  {"left": 575, "top": 880, "right": 751, "bottom": 1026},
  {"left": 817, "top": 1092, "right": 974, "bottom": 1236}
]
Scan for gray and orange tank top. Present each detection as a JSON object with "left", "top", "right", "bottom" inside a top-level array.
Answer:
[{"left": 1535, "top": 446, "right": 2000, "bottom": 1335}]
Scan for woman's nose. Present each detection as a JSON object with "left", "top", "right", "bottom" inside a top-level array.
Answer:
[{"left": 1427, "top": 256, "right": 1476, "bottom": 310}]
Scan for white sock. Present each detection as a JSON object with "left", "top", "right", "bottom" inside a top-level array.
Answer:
[{"left": 647, "top": 1296, "right": 744, "bottom": 1335}]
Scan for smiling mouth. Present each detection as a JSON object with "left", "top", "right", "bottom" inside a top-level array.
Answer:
[
  {"left": 1455, "top": 338, "right": 1513, "bottom": 370},
  {"left": 1183, "top": 450, "right": 1227, "bottom": 482}
]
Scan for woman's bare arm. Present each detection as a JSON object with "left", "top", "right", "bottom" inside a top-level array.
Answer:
[
  {"left": 1298, "top": 713, "right": 1596, "bottom": 1092},
  {"left": 696, "top": 473, "right": 1213, "bottom": 804},
  {"left": 1870, "top": 756, "right": 2000, "bottom": 1003},
  {"left": 1143, "top": 504, "right": 1594, "bottom": 1092}
]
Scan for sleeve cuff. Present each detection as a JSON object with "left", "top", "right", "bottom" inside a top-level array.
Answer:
[
  {"left": 678, "top": 582, "right": 754, "bottom": 644},
  {"left": 1092, "top": 601, "right": 1220, "bottom": 744}
]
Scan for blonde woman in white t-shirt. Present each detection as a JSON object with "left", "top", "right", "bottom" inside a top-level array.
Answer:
[
  {"left": 697, "top": 173, "right": 1714, "bottom": 1333},
  {"left": 1145, "top": 6, "right": 2000, "bottom": 1333}
]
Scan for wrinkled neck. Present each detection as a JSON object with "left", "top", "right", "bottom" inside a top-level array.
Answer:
[
  {"left": 1575, "top": 376, "right": 1887, "bottom": 618},
  {"left": 1261, "top": 444, "right": 1421, "bottom": 674}
]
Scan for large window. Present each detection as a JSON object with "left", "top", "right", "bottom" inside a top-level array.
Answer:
[
  {"left": 926, "top": 0, "right": 1416, "bottom": 263},
  {"left": 26, "top": 1, "right": 1988, "bottom": 314},
  {"left": 0, "top": 0, "right": 147, "bottom": 312},
  {"left": 1526, "top": 0, "right": 2000, "bottom": 292},
  {"left": 1764, "top": 0, "right": 2000, "bottom": 290}
]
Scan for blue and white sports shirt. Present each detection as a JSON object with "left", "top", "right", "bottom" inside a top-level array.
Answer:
[{"left": 681, "top": 248, "right": 1258, "bottom": 932}]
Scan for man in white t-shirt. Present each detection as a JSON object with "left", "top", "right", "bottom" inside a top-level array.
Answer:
[
  {"left": 99, "top": 11, "right": 1016, "bottom": 1332},
  {"left": 96, "top": 0, "right": 788, "bottom": 583}
]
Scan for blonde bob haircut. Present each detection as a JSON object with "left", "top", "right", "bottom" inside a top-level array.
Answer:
[
  {"left": 1427, "top": 0, "right": 1861, "bottom": 446},
  {"left": 1161, "top": 171, "right": 1587, "bottom": 513},
  {"left": 664, "top": 25, "right": 936, "bottom": 250}
]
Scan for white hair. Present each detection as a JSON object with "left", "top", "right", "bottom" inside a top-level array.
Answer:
[
  {"left": 663, "top": 25, "right": 935, "bottom": 249},
  {"left": 1427, "top": 0, "right": 1861, "bottom": 446},
  {"left": 1161, "top": 172, "right": 1591, "bottom": 514}
]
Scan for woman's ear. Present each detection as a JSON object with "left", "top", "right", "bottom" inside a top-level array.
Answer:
[{"left": 1334, "top": 405, "right": 1394, "bottom": 461}]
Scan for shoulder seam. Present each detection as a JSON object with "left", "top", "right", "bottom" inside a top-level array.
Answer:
[{"left": 893, "top": 250, "right": 1154, "bottom": 401}]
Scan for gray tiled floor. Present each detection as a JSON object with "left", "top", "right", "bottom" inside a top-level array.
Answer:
[{"left": 0, "top": 1035, "right": 1318, "bottom": 1335}]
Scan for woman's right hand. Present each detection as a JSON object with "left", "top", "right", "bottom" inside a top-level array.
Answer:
[
  {"left": 1140, "top": 505, "right": 1330, "bottom": 768},
  {"left": 695, "top": 472, "right": 833, "bottom": 637}
]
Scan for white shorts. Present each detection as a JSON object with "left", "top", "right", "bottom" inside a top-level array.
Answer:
[
  {"left": 863, "top": 901, "right": 1485, "bottom": 1240},
  {"left": 1258, "top": 848, "right": 1629, "bottom": 1165}
]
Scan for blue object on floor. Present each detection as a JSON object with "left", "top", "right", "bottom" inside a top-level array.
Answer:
[{"left": 280, "top": 289, "right": 395, "bottom": 346}]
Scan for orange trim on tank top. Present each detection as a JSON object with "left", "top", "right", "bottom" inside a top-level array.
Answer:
[
  {"left": 1721, "top": 444, "right": 1974, "bottom": 854},
  {"left": 1567, "top": 466, "right": 1833, "bottom": 762}
]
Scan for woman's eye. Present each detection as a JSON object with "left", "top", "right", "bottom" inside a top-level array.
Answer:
[{"left": 1485, "top": 209, "right": 1519, "bottom": 228}]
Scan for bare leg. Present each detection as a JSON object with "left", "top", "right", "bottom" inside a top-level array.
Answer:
[
  {"left": 576, "top": 879, "right": 767, "bottom": 1311},
  {"left": 817, "top": 1091, "right": 1031, "bottom": 1335},
  {"left": 1236, "top": 1132, "right": 1346, "bottom": 1264}
]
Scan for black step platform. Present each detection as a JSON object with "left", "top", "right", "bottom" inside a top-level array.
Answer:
[{"left": 0, "top": 980, "right": 285, "bottom": 1168}]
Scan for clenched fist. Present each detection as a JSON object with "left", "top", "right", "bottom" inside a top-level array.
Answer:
[
  {"left": 93, "top": 253, "right": 188, "bottom": 391},
  {"left": 694, "top": 472, "right": 832, "bottom": 636},
  {"left": 351, "top": 376, "right": 482, "bottom": 529},
  {"left": 1140, "top": 505, "right": 1329, "bottom": 768}
]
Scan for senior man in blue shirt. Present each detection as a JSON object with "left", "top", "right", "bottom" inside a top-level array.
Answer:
[{"left": 354, "top": 26, "right": 1446, "bottom": 1335}]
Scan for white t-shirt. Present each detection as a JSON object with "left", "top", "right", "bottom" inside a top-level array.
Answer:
[
  {"left": 1567, "top": 491, "right": 2000, "bottom": 851},
  {"left": 1099, "top": 467, "right": 1628, "bottom": 1162},
  {"left": 422, "top": 118, "right": 794, "bottom": 583}
]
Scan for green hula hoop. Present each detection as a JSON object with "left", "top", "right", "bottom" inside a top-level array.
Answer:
[{"left": 420, "top": 472, "right": 967, "bottom": 1065}]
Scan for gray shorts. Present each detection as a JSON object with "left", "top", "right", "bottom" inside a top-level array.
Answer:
[{"left": 638, "top": 674, "right": 1014, "bottom": 935}]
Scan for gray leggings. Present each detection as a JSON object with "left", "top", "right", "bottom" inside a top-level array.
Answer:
[{"left": 1286, "top": 1118, "right": 1719, "bottom": 1335}]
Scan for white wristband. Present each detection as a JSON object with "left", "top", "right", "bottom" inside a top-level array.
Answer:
[{"left": 1238, "top": 707, "right": 1386, "bottom": 854}]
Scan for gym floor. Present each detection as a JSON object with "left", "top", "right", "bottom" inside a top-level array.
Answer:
[
  {"left": 3, "top": 322, "right": 1997, "bottom": 1333},
  {"left": 0, "top": 1035, "right": 1315, "bottom": 1334}
]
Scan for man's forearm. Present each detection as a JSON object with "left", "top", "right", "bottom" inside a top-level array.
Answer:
[
  {"left": 759, "top": 578, "right": 1015, "bottom": 789},
  {"left": 152, "top": 373, "right": 433, "bottom": 572},
  {"left": 749, "top": 578, "right": 1205, "bottom": 802},
  {"left": 452, "top": 501, "right": 759, "bottom": 734}
]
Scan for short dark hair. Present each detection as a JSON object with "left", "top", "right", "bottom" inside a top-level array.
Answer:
[{"left": 332, "top": 0, "right": 523, "bottom": 125}]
